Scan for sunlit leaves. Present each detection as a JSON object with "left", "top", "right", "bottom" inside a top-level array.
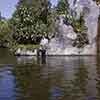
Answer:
[{"left": 11, "top": 0, "right": 48, "bottom": 44}]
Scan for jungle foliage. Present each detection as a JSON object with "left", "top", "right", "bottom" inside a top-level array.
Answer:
[{"left": 0, "top": 0, "right": 90, "bottom": 48}]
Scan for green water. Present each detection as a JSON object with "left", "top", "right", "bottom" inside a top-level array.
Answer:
[{"left": 0, "top": 48, "right": 100, "bottom": 100}]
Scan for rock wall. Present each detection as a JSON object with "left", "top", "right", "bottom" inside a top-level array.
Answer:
[{"left": 47, "top": 0, "right": 100, "bottom": 55}]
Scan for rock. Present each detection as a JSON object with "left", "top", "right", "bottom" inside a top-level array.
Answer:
[
  {"left": 16, "top": 48, "right": 21, "bottom": 54},
  {"left": 15, "top": 48, "right": 37, "bottom": 56},
  {"left": 26, "top": 50, "right": 37, "bottom": 56},
  {"left": 47, "top": 0, "right": 99, "bottom": 55},
  {"left": 76, "top": 0, "right": 99, "bottom": 54},
  {"left": 80, "top": 0, "right": 99, "bottom": 44},
  {"left": 47, "top": 15, "right": 79, "bottom": 55},
  {"left": 67, "top": 32, "right": 77, "bottom": 40},
  {"left": 81, "top": 43, "right": 97, "bottom": 55}
]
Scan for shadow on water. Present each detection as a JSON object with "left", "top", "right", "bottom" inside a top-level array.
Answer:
[{"left": 0, "top": 48, "right": 100, "bottom": 100}]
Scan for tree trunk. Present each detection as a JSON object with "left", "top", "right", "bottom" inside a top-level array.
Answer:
[
  {"left": 96, "top": 0, "right": 100, "bottom": 55},
  {"left": 97, "top": 15, "right": 100, "bottom": 55}
]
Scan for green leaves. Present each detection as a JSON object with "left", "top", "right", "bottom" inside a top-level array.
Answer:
[
  {"left": 11, "top": 0, "right": 49, "bottom": 44},
  {"left": 56, "top": 0, "right": 68, "bottom": 14}
]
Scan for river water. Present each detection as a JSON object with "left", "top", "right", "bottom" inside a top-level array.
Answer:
[{"left": 0, "top": 48, "right": 100, "bottom": 100}]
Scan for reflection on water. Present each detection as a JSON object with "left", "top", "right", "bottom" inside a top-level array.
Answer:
[
  {"left": 0, "top": 48, "right": 100, "bottom": 100},
  {"left": 0, "top": 66, "right": 16, "bottom": 100}
]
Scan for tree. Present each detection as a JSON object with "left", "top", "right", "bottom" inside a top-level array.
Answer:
[
  {"left": 95, "top": 0, "right": 100, "bottom": 55},
  {"left": 11, "top": 0, "right": 48, "bottom": 44},
  {"left": 0, "top": 19, "right": 12, "bottom": 47},
  {"left": 0, "top": 12, "right": 1, "bottom": 20},
  {"left": 46, "top": 1, "right": 58, "bottom": 39},
  {"left": 56, "top": 0, "right": 68, "bottom": 14}
]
